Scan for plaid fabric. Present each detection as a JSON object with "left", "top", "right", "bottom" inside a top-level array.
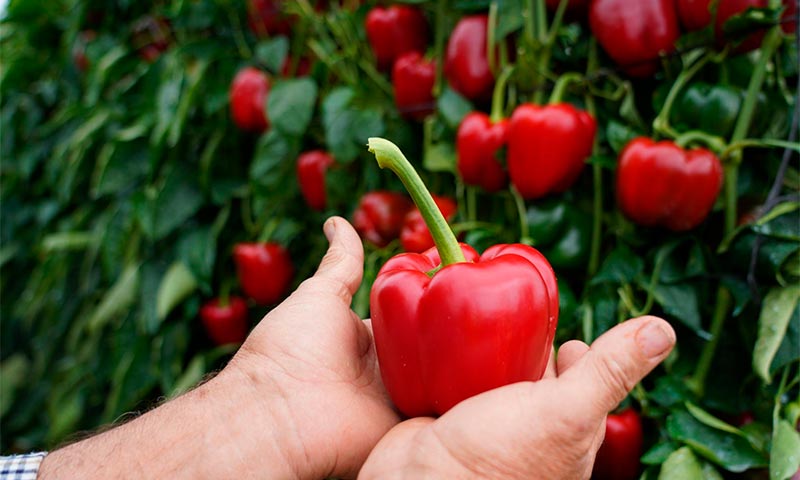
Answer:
[{"left": 0, "top": 453, "right": 47, "bottom": 480}]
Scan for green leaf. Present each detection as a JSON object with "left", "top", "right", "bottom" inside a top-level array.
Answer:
[
  {"left": 642, "top": 441, "right": 680, "bottom": 465},
  {"left": 437, "top": 87, "right": 473, "bottom": 129},
  {"left": 254, "top": 36, "right": 289, "bottom": 73},
  {"left": 495, "top": 0, "right": 524, "bottom": 40},
  {"left": 591, "top": 245, "right": 644, "bottom": 285},
  {"left": 685, "top": 402, "right": 745, "bottom": 437},
  {"left": 652, "top": 283, "right": 702, "bottom": 333},
  {"left": 771, "top": 420, "right": 800, "bottom": 480},
  {"left": 177, "top": 228, "right": 217, "bottom": 290},
  {"left": 658, "top": 447, "right": 706, "bottom": 480},
  {"left": 40, "top": 232, "right": 94, "bottom": 252},
  {"left": 170, "top": 354, "right": 206, "bottom": 398},
  {"left": 267, "top": 77, "right": 318, "bottom": 137},
  {"left": 0, "top": 355, "right": 29, "bottom": 418},
  {"left": 667, "top": 410, "right": 768, "bottom": 472},
  {"left": 753, "top": 285, "right": 800, "bottom": 383},
  {"left": 423, "top": 142, "right": 457, "bottom": 173},
  {"left": 606, "top": 120, "right": 641, "bottom": 154},
  {"left": 250, "top": 129, "right": 297, "bottom": 189},
  {"left": 153, "top": 170, "right": 205, "bottom": 240},
  {"left": 87, "top": 264, "right": 140, "bottom": 332},
  {"left": 156, "top": 262, "right": 198, "bottom": 322}
]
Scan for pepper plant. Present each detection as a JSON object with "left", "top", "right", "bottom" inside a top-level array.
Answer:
[{"left": 1, "top": 0, "right": 798, "bottom": 477}]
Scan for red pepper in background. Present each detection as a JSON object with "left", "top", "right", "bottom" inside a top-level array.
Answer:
[
  {"left": 367, "top": 138, "right": 559, "bottom": 417},
  {"left": 783, "top": 0, "right": 797, "bottom": 34},
  {"left": 365, "top": 5, "right": 429, "bottom": 70},
  {"left": 677, "top": 0, "right": 769, "bottom": 52},
  {"left": 400, "top": 195, "right": 457, "bottom": 253},
  {"left": 281, "top": 56, "right": 312, "bottom": 77},
  {"left": 617, "top": 137, "right": 724, "bottom": 231},
  {"left": 200, "top": 296, "right": 249, "bottom": 346},
  {"left": 297, "top": 150, "right": 335, "bottom": 211},
  {"left": 247, "top": 0, "right": 293, "bottom": 37},
  {"left": 507, "top": 103, "right": 596, "bottom": 200},
  {"left": 591, "top": 408, "right": 643, "bottom": 480},
  {"left": 545, "top": 0, "right": 589, "bottom": 15},
  {"left": 392, "top": 52, "right": 436, "bottom": 121},
  {"left": 131, "top": 16, "right": 172, "bottom": 63},
  {"left": 233, "top": 242, "right": 294, "bottom": 305},
  {"left": 589, "top": 0, "right": 680, "bottom": 77},
  {"left": 353, "top": 191, "right": 414, "bottom": 247},
  {"left": 445, "top": 15, "right": 495, "bottom": 101},
  {"left": 456, "top": 112, "right": 509, "bottom": 193},
  {"left": 229, "top": 67, "right": 270, "bottom": 133}
]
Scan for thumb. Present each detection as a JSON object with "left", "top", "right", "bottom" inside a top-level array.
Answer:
[
  {"left": 557, "top": 316, "right": 675, "bottom": 417},
  {"left": 305, "top": 216, "right": 364, "bottom": 303}
]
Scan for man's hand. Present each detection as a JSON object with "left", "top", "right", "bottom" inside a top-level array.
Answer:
[
  {"left": 40, "top": 217, "right": 399, "bottom": 479},
  {"left": 359, "top": 316, "right": 676, "bottom": 479}
]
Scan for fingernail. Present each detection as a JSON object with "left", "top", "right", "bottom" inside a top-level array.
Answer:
[
  {"left": 323, "top": 218, "right": 336, "bottom": 242},
  {"left": 636, "top": 320, "right": 675, "bottom": 358}
]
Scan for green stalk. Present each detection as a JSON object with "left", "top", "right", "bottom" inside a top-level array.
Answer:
[
  {"left": 687, "top": 288, "right": 732, "bottom": 395},
  {"left": 368, "top": 138, "right": 466, "bottom": 266},
  {"left": 548, "top": 72, "right": 583, "bottom": 104},
  {"left": 490, "top": 66, "right": 515, "bottom": 122},
  {"left": 433, "top": 0, "right": 448, "bottom": 97},
  {"left": 586, "top": 39, "right": 602, "bottom": 277},
  {"left": 674, "top": 130, "right": 726, "bottom": 154},
  {"left": 652, "top": 50, "right": 712, "bottom": 139},
  {"left": 510, "top": 187, "right": 532, "bottom": 244},
  {"left": 488, "top": 1, "right": 499, "bottom": 76}
]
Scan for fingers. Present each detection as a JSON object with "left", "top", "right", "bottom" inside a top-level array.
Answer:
[
  {"left": 308, "top": 216, "right": 364, "bottom": 303},
  {"left": 557, "top": 316, "right": 675, "bottom": 417},
  {"left": 557, "top": 340, "right": 590, "bottom": 375}
]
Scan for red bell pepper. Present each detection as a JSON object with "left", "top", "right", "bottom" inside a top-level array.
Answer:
[
  {"left": 616, "top": 137, "right": 724, "bottom": 231},
  {"left": 200, "top": 296, "right": 249, "bottom": 346},
  {"left": 592, "top": 408, "right": 643, "bottom": 480},
  {"left": 297, "top": 150, "right": 335, "bottom": 211},
  {"left": 589, "top": 0, "right": 680, "bottom": 77},
  {"left": 400, "top": 195, "right": 457, "bottom": 253},
  {"left": 392, "top": 52, "right": 436, "bottom": 121},
  {"left": 365, "top": 5, "right": 429, "bottom": 70},
  {"left": 456, "top": 112, "right": 509, "bottom": 193},
  {"left": 247, "top": 0, "right": 293, "bottom": 37},
  {"left": 445, "top": 14, "right": 494, "bottom": 101},
  {"left": 367, "top": 138, "right": 558, "bottom": 417},
  {"left": 229, "top": 67, "right": 270, "bottom": 133},
  {"left": 677, "top": 0, "right": 770, "bottom": 52},
  {"left": 233, "top": 242, "right": 294, "bottom": 305},
  {"left": 507, "top": 103, "right": 596, "bottom": 200},
  {"left": 353, "top": 191, "right": 413, "bottom": 247}
]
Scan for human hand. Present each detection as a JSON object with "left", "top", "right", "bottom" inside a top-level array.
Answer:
[
  {"left": 40, "top": 216, "right": 399, "bottom": 480},
  {"left": 359, "top": 316, "right": 676, "bottom": 479}
]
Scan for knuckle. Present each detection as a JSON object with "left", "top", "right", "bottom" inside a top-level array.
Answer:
[{"left": 593, "top": 353, "right": 635, "bottom": 405}]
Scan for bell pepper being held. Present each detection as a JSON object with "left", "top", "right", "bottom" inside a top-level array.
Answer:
[
  {"left": 456, "top": 112, "right": 509, "bottom": 193},
  {"left": 617, "top": 137, "right": 723, "bottom": 231},
  {"left": 353, "top": 191, "right": 413, "bottom": 247},
  {"left": 367, "top": 138, "right": 558, "bottom": 417},
  {"left": 233, "top": 242, "right": 294, "bottom": 305},
  {"left": 297, "top": 150, "right": 335, "bottom": 211},
  {"left": 400, "top": 195, "right": 457, "bottom": 253}
]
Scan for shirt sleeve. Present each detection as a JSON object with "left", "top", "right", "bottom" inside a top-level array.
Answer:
[{"left": 0, "top": 453, "right": 47, "bottom": 480}]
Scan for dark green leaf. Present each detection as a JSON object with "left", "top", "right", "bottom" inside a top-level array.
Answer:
[
  {"left": 591, "top": 245, "right": 644, "bottom": 285},
  {"left": 437, "top": 87, "right": 473, "bottom": 129},
  {"left": 642, "top": 441, "right": 680, "bottom": 465},
  {"left": 771, "top": 420, "right": 800, "bottom": 480},
  {"left": 423, "top": 142, "right": 457, "bottom": 173},
  {"left": 254, "top": 36, "right": 289, "bottom": 73},
  {"left": 495, "top": 0, "right": 524, "bottom": 40},
  {"left": 652, "top": 283, "right": 703, "bottom": 333},
  {"left": 268, "top": 78, "right": 318, "bottom": 137},
  {"left": 753, "top": 285, "right": 800, "bottom": 383},
  {"left": 606, "top": 120, "right": 641, "bottom": 154}
]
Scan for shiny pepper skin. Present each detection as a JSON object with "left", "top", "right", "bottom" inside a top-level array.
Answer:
[
  {"left": 456, "top": 112, "right": 509, "bottom": 193},
  {"left": 392, "top": 52, "right": 436, "bottom": 121},
  {"left": 371, "top": 243, "right": 558, "bottom": 417},
  {"left": 297, "top": 150, "right": 335, "bottom": 211},
  {"left": 365, "top": 5, "right": 429, "bottom": 70},
  {"left": 589, "top": 0, "right": 680, "bottom": 77},
  {"left": 677, "top": 0, "right": 768, "bottom": 52},
  {"left": 200, "top": 296, "right": 249, "bottom": 346},
  {"left": 507, "top": 103, "right": 596, "bottom": 200},
  {"left": 400, "top": 195, "right": 457, "bottom": 253},
  {"left": 230, "top": 67, "right": 270, "bottom": 133},
  {"left": 445, "top": 15, "right": 494, "bottom": 101},
  {"left": 353, "top": 191, "right": 413, "bottom": 247},
  {"left": 617, "top": 137, "right": 724, "bottom": 231},
  {"left": 233, "top": 242, "right": 294, "bottom": 305},
  {"left": 592, "top": 408, "right": 643, "bottom": 480}
]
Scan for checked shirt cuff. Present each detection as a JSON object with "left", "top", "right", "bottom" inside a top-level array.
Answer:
[{"left": 0, "top": 453, "right": 47, "bottom": 480}]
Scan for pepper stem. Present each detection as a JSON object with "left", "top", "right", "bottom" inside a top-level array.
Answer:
[
  {"left": 367, "top": 138, "right": 466, "bottom": 266},
  {"left": 490, "top": 66, "right": 515, "bottom": 122},
  {"left": 549, "top": 72, "right": 583, "bottom": 104}
]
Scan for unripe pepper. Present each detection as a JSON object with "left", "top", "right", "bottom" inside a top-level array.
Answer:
[
  {"left": 672, "top": 82, "right": 743, "bottom": 138},
  {"left": 592, "top": 408, "right": 643, "bottom": 480},
  {"left": 353, "top": 191, "right": 413, "bottom": 247},
  {"left": 617, "top": 137, "right": 724, "bottom": 231},
  {"left": 365, "top": 5, "right": 429, "bottom": 70},
  {"left": 392, "top": 52, "right": 436, "bottom": 121},
  {"left": 367, "top": 138, "right": 558, "bottom": 417},
  {"left": 445, "top": 15, "right": 494, "bottom": 101},
  {"left": 527, "top": 200, "right": 592, "bottom": 270},
  {"left": 200, "top": 296, "right": 249, "bottom": 346},
  {"left": 589, "top": 0, "right": 680, "bottom": 77},
  {"left": 400, "top": 195, "right": 457, "bottom": 253},
  {"left": 507, "top": 103, "right": 596, "bottom": 199},
  {"left": 229, "top": 67, "right": 270, "bottom": 133},
  {"left": 233, "top": 242, "right": 294, "bottom": 305},
  {"left": 677, "top": 0, "right": 769, "bottom": 52},
  {"left": 456, "top": 112, "right": 509, "bottom": 193},
  {"left": 297, "top": 150, "right": 335, "bottom": 211}
]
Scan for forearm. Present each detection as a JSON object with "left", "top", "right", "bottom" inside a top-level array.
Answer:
[{"left": 38, "top": 367, "right": 298, "bottom": 479}]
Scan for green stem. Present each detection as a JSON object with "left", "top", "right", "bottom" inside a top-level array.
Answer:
[
  {"left": 488, "top": 1, "right": 499, "bottom": 77},
  {"left": 547, "top": 0, "right": 569, "bottom": 43},
  {"left": 367, "top": 138, "right": 466, "bottom": 266},
  {"left": 467, "top": 186, "right": 477, "bottom": 222},
  {"left": 510, "top": 187, "right": 532, "bottom": 244},
  {"left": 549, "top": 72, "right": 583, "bottom": 104},
  {"left": 652, "top": 50, "right": 711, "bottom": 139},
  {"left": 490, "top": 66, "right": 515, "bottom": 122},
  {"left": 688, "top": 287, "right": 732, "bottom": 396},
  {"left": 534, "top": 0, "right": 547, "bottom": 43},
  {"left": 674, "top": 130, "right": 726, "bottom": 153},
  {"left": 433, "top": 0, "right": 447, "bottom": 97},
  {"left": 524, "top": 0, "right": 536, "bottom": 46},
  {"left": 584, "top": 91, "right": 602, "bottom": 277}
]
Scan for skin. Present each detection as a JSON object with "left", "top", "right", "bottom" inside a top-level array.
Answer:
[{"left": 39, "top": 217, "right": 676, "bottom": 479}]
